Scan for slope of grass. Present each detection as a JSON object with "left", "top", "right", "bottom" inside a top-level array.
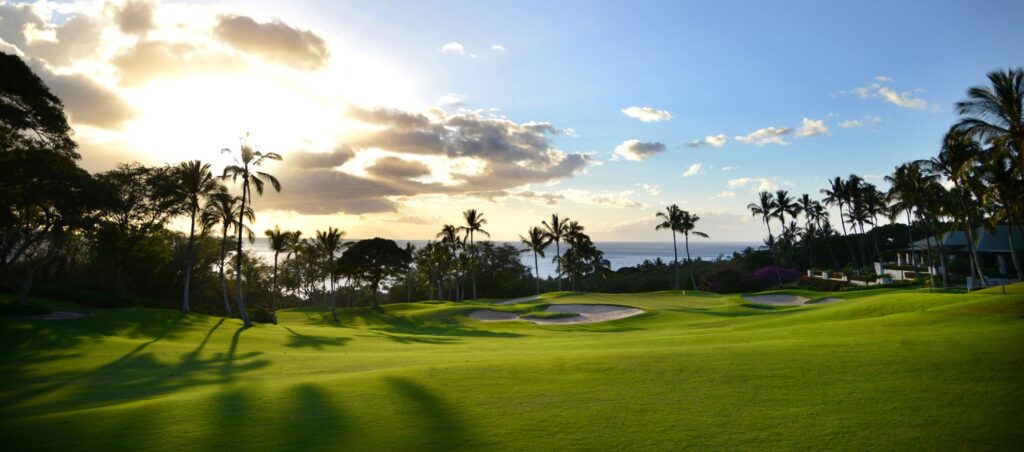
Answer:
[{"left": 0, "top": 288, "right": 1021, "bottom": 451}]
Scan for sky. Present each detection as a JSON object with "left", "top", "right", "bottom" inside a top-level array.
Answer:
[{"left": 2, "top": 0, "right": 1022, "bottom": 241}]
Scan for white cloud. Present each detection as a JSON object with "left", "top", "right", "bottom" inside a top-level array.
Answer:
[
  {"left": 734, "top": 127, "right": 791, "bottom": 146},
  {"left": 611, "top": 139, "right": 666, "bottom": 162},
  {"left": 721, "top": 166, "right": 738, "bottom": 171},
  {"left": 682, "top": 163, "right": 703, "bottom": 177},
  {"left": 490, "top": 44, "right": 506, "bottom": 52},
  {"left": 727, "top": 177, "right": 752, "bottom": 188},
  {"left": 636, "top": 183, "right": 660, "bottom": 196},
  {"left": 840, "top": 80, "right": 932, "bottom": 111},
  {"left": 441, "top": 42, "right": 465, "bottom": 55},
  {"left": 560, "top": 189, "right": 646, "bottom": 208},
  {"left": 796, "top": 117, "right": 828, "bottom": 137},
  {"left": 621, "top": 106, "right": 672, "bottom": 122},
  {"left": 714, "top": 190, "right": 736, "bottom": 198},
  {"left": 877, "top": 86, "right": 928, "bottom": 110},
  {"left": 758, "top": 179, "right": 779, "bottom": 191},
  {"left": 839, "top": 115, "right": 884, "bottom": 128},
  {"left": 686, "top": 133, "right": 729, "bottom": 148},
  {"left": 562, "top": 127, "right": 579, "bottom": 137},
  {"left": 728, "top": 177, "right": 778, "bottom": 192},
  {"left": 437, "top": 94, "right": 465, "bottom": 107}
]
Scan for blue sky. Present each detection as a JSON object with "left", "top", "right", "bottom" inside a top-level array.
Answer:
[{"left": 5, "top": 0, "right": 1023, "bottom": 240}]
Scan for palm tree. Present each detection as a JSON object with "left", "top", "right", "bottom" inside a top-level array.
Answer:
[
  {"left": 773, "top": 190, "right": 798, "bottom": 236},
  {"left": 314, "top": 227, "right": 347, "bottom": 321},
  {"left": 176, "top": 160, "right": 224, "bottom": 312},
  {"left": 541, "top": 214, "right": 569, "bottom": 291},
  {"left": 922, "top": 128, "right": 988, "bottom": 286},
  {"left": 678, "top": 210, "right": 709, "bottom": 290},
  {"left": 459, "top": 209, "right": 490, "bottom": 300},
  {"left": 221, "top": 139, "right": 282, "bottom": 327},
  {"left": 797, "top": 194, "right": 818, "bottom": 268},
  {"left": 886, "top": 163, "right": 928, "bottom": 282},
  {"left": 821, "top": 176, "right": 856, "bottom": 267},
  {"left": 404, "top": 242, "right": 416, "bottom": 302},
  {"left": 437, "top": 224, "right": 463, "bottom": 301},
  {"left": 748, "top": 191, "right": 782, "bottom": 285},
  {"left": 863, "top": 184, "right": 888, "bottom": 271},
  {"left": 201, "top": 193, "right": 253, "bottom": 317},
  {"left": 265, "top": 226, "right": 297, "bottom": 324},
  {"left": 980, "top": 147, "right": 1023, "bottom": 280},
  {"left": 520, "top": 226, "right": 551, "bottom": 295},
  {"left": 955, "top": 68, "right": 1023, "bottom": 172},
  {"left": 655, "top": 204, "right": 685, "bottom": 291}
]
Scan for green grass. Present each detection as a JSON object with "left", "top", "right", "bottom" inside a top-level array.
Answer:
[
  {"left": 517, "top": 310, "right": 578, "bottom": 320},
  {"left": 1, "top": 286, "right": 1022, "bottom": 451}
]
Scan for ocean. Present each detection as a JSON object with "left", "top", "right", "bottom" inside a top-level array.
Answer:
[{"left": 246, "top": 239, "right": 759, "bottom": 278}]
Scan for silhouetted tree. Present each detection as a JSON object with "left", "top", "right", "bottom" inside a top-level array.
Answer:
[
  {"left": 338, "top": 238, "right": 410, "bottom": 308},
  {"left": 222, "top": 139, "right": 281, "bottom": 327}
]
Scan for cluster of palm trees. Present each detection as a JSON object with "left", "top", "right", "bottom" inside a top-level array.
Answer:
[
  {"left": 518, "top": 214, "right": 608, "bottom": 294},
  {"left": 746, "top": 68, "right": 1023, "bottom": 289},
  {"left": 174, "top": 141, "right": 281, "bottom": 327},
  {"left": 654, "top": 205, "right": 707, "bottom": 291},
  {"left": 413, "top": 209, "right": 489, "bottom": 301}
]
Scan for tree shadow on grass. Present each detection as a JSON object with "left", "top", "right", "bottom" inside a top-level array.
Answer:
[
  {"left": 282, "top": 326, "right": 351, "bottom": 349},
  {"left": 1, "top": 322, "right": 269, "bottom": 417},
  {"left": 280, "top": 384, "right": 352, "bottom": 449},
  {"left": 385, "top": 376, "right": 470, "bottom": 450},
  {"left": 372, "top": 313, "right": 524, "bottom": 339}
]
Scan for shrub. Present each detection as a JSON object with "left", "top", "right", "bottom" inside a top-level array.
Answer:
[
  {"left": 250, "top": 307, "right": 276, "bottom": 324},
  {"left": 798, "top": 276, "right": 849, "bottom": 292},
  {"left": 0, "top": 301, "right": 53, "bottom": 316},
  {"left": 701, "top": 267, "right": 765, "bottom": 293},
  {"left": 751, "top": 266, "right": 800, "bottom": 287}
]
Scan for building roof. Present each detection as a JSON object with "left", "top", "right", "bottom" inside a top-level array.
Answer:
[{"left": 904, "top": 225, "right": 1023, "bottom": 252}]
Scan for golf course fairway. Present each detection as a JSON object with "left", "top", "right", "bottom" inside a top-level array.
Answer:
[{"left": 1, "top": 287, "right": 1022, "bottom": 450}]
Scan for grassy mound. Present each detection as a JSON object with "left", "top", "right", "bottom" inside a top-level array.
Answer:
[{"left": 0, "top": 289, "right": 1021, "bottom": 450}]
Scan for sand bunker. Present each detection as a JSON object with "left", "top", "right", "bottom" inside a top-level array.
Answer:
[
  {"left": 495, "top": 295, "right": 541, "bottom": 305},
  {"left": 742, "top": 294, "right": 810, "bottom": 306},
  {"left": 468, "top": 304, "right": 644, "bottom": 325}
]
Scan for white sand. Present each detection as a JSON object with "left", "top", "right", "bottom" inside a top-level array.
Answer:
[
  {"left": 495, "top": 295, "right": 541, "bottom": 305},
  {"left": 533, "top": 304, "right": 644, "bottom": 324},
  {"left": 742, "top": 294, "right": 810, "bottom": 306},
  {"left": 467, "top": 304, "right": 644, "bottom": 325}
]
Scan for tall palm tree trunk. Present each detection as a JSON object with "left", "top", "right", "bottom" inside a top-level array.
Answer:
[
  {"left": 838, "top": 203, "right": 857, "bottom": 268},
  {"left": 1007, "top": 220, "right": 1023, "bottom": 281},
  {"left": 963, "top": 224, "right": 988, "bottom": 287},
  {"left": 671, "top": 230, "right": 679, "bottom": 291},
  {"left": 235, "top": 181, "right": 252, "bottom": 327},
  {"left": 219, "top": 229, "right": 232, "bottom": 317},
  {"left": 271, "top": 252, "right": 279, "bottom": 324},
  {"left": 684, "top": 233, "right": 697, "bottom": 290},
  {"left": 765, "top": 221, "right": 782, "bottom": 285},
  {"left": 182, "top": 209, "right": 196, "bottom": 312},
  {"left": 906, "top": 209, "right": 920, "bottom": 278},
  {"left": 470, "top": 231, "right": 477, "bottom": 300},
  {"left": 554, "top": 240, "right": 562, "bottom": 291},
  {"left": 871, "top": 214, "right": 883, "bottom": 274},
  {"left": 925, "top": 220, "right": 948, "bottom": 288},
  {"left": 533, "top": 250, "right": 541, "bottom": 295}
]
